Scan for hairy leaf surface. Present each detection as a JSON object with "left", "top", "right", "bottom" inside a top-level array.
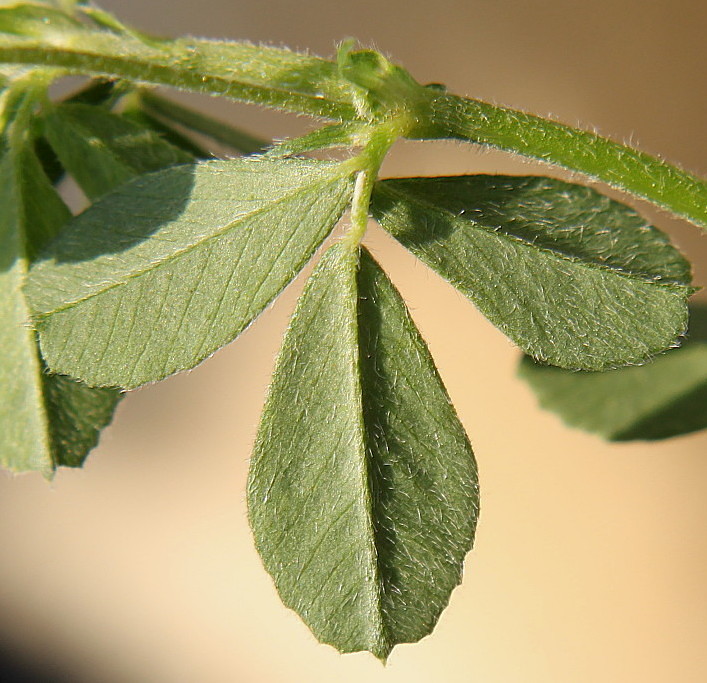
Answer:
[
  {"left": 265, "top": 122, "right": 367, "bottom": 158},
  {"left": 27, "top": 158, "right": 355, "bottom": 389},
  {"left": 519, "top": 304, "right": 707, "bottom": 441},
  {"left": 0, "top": 141, "right": 119, "bottom": 476},
  {"left": 43, "top": 102, "right": 192, "bottom": 199},
  {"left": 248, "top": 244, "right": 478, "bottom": 659},
  {"left": 372, "top": 175, "right": 692, "bottom": 370}
]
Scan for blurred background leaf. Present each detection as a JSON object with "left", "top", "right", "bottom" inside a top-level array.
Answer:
[{"left": 519, "top": 304, "right": 707, "bottom": 441}]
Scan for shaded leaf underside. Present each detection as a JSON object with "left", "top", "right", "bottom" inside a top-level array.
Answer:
[
  {"left": 43, "top": 101, "right": 192, "bottom": 200},
  {"left": 248, "top": 244, "right": 478, "bottom": 659}
]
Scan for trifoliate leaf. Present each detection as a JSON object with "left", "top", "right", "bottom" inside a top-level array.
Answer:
[
  {"left": 43, "top": 102, "right": 192, "bottom": 199},
  {"left": 27, "top": 158, "right": 355, "bottom": 389},
  {"left": 372, "top": 175, "right": 692, "bottom": 370},
  {"left": 248, "top": 243, "right": 478, "bottom": 660},
  {"left": 0, "top": 141, "right": 119, "bottom": 476},
  {"left": 519, "top": 304, "right": 707, "bottom": 441}
]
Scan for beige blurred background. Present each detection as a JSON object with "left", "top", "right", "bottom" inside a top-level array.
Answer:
[{"left": 2, "top": 0, "right": 707, "bottom": 681}]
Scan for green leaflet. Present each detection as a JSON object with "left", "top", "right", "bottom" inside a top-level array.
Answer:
[
  {"left": 372, "top": 175, "right": 692, "bottom": 371},
  {"left": 33, "top": 79, "right": 126, "bottom": 185},
  {"left": 264, "top": 121, "right": 368, "bottom": 158},
  {"left": 0, "top": 139, "right": 119, "bottom": 476},
  {"left": 3, "top": 88, "right": 219, "bottom": 474},
  {"left": 43, "top": 102, "right": 192, "bottom": 200},
  {"left": 248, "top": 244, "right": 478, "bottom": 660},
  {"left": 136, "top": 91, "right": 268, "bottom": 156},
  {"left": 27, "top": 158, "right": 355, "bottom": 389},
  {"left": 39, "top": 368, "right": 121, "bottom": 468},
  {"left": 117, "top": 106, "right": 210, "bottom": 160},
  {"left": 519, "top": 304, "right": 707, "bottom": 441}
]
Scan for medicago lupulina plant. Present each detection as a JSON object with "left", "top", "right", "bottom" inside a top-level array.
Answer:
[{"left": 2, "top": 0, "right": 707, "bottom": 660}]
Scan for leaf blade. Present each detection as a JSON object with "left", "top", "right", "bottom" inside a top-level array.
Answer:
[
  {"left": 519, "top": 304, "right": 707, "bottom": 441},
  {"left": 42, "top": 370, "right": 122, "bottom": 468},
  {"left": 43, "top": 102, "right": 192, "bottom": 200},
  {"left": 357, "top": 247, "right": 479, "bottom": 647},
  {"left": 0, "top": 149, "right": 53, "bottom": 475},
  {"left": 137, "top": 90, "right": 268, "bottom": 156},
  {"left": 27, "top": 158, "right": 355, "bottom": 389},
  {"left": 248, "top": 243, "right": 478, "bottom": 658},
  {"left": 0, "top": 140, "right": 119, "bottom": 475},
  {"left": 372, "top": 175, "right": 692, "bottom": 370}
]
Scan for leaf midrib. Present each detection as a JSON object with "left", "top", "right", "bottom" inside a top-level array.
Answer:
[
  {"left": 375, "top": 182, "right": 690, "bottom": 287},
  {"left": 33, "top": 167, "right": 352, "bottom": 317},
  {"left": 347, "top": 250, "right": 388, "bottom": 656}
]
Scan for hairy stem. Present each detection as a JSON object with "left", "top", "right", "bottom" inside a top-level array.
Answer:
[
  {"left": 1, "top": 12, "right": 705, "bottom": 229},
  {"left": 0, "top": 33, "right": 357, "bottom": 119},
  {"left": 344, "top": 120, "right": 405, "bottom": 248},
  {"left": 416, "top": 93, "right": 707, "bottom": 230}
]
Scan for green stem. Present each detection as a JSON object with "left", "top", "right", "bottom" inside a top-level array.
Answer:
[
  {"left": 1, "top": 17, "right": 705, "bottom": 229},
  {"left": 416, "top": 92, "right": 707, "bottom": 230},
  {"left": 0, "top": 33, "right": 357, "bottom": 120},
  {"left": 344, "top": 120, "right": 405, "bottom": 249},
  {"left": 346, "top": 169, "right": 376, "bottom": 248}
]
